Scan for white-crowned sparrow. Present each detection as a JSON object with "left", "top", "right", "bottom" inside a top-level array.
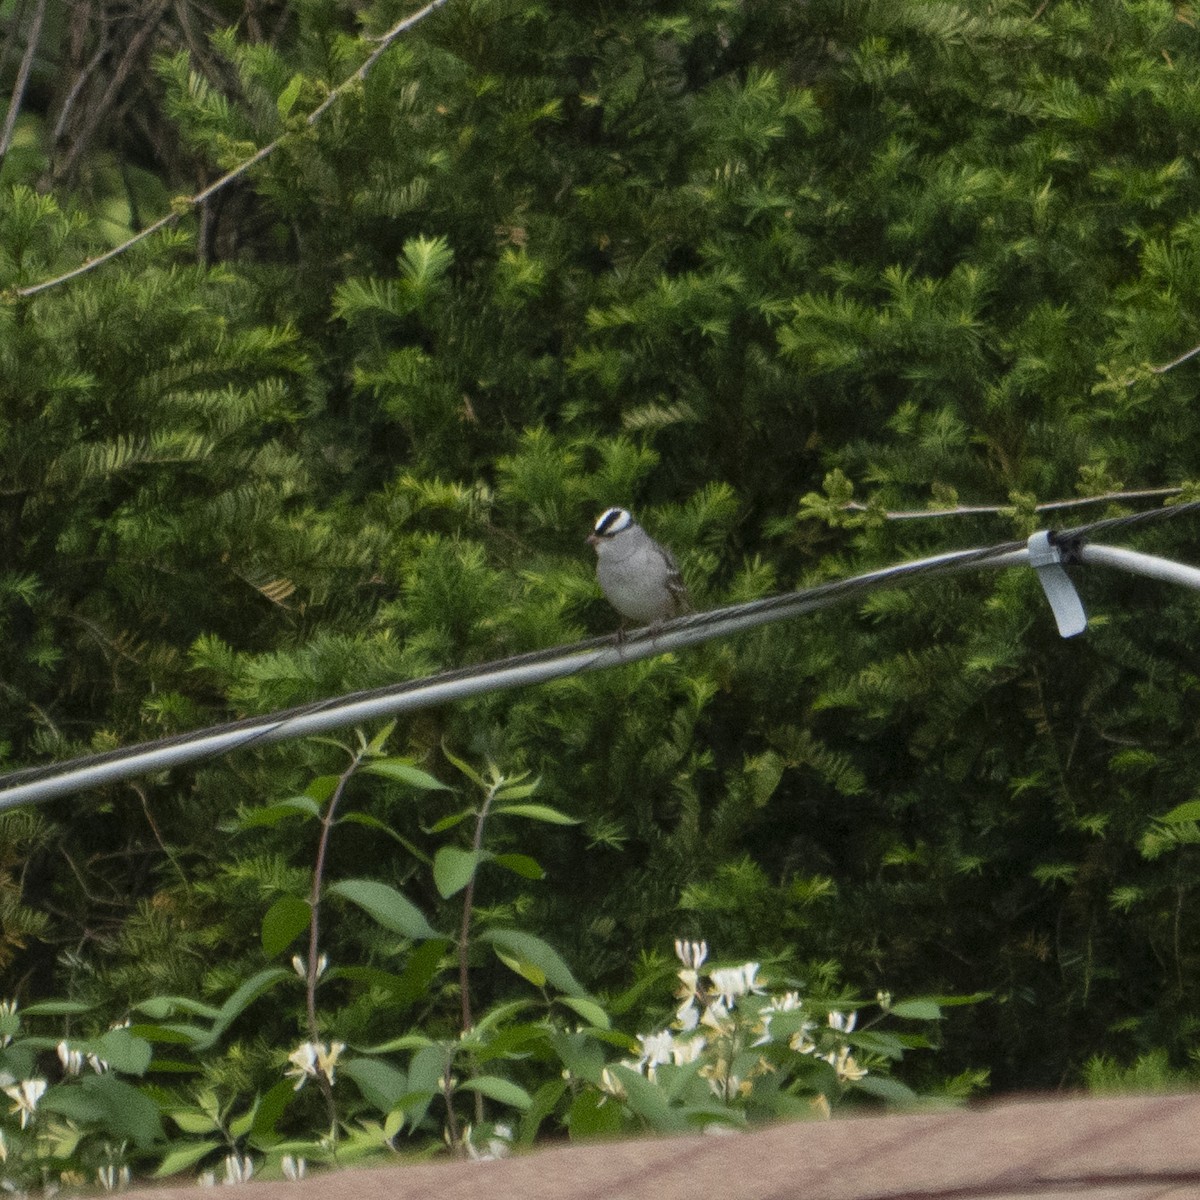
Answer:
[{"left": 588, "top": 507, "right": 691, "bottom": 626}]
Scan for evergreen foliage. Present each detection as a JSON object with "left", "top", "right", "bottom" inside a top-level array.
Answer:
[{"left": 3, "top": 0, "right": 1200, "bottom": 1179}]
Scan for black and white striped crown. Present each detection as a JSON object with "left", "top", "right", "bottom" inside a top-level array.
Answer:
[{"left": 593, "top": 507, "right": 634, "bottom": 537}]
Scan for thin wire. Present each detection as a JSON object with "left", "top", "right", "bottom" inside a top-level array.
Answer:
[{"left": 0, "top": 496, "right": 1192, "bottom": 808}]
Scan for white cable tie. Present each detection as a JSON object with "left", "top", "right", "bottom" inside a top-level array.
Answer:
[{"left": 1027, "top": 530, "right": 1087, "bottom": 638}]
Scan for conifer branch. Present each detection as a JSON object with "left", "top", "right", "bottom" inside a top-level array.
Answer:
[
  {"left": 844, "top": 487, "right": 1183, "bottom": 521},
  {"left": 14, "top": 0, "right": 450, "bottom": 299}
]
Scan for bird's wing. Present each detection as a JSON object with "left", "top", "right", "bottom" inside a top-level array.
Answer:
[{"left": 655, "top": 544, "right": 692, "bottom": 615}]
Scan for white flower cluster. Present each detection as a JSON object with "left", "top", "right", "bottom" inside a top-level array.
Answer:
[{"left": 615, "top": 938, "right": 870, "bottom": 1102}]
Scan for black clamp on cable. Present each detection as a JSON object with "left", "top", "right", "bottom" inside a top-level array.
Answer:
[{"left": 1027, "top": 530, "right": 1087, "bottom": 638}]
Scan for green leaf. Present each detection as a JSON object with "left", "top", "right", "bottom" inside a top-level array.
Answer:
[
  {"left": 887, "top": 999, "right": 943, "bottom": 1021},
  {"left": 1160, "top": 799, "right": 1200, "bottom": 823},
  {"left": 224, "top": 797, "right": 321, "bottom": 831},
  {"left": 494, "top": 948, "right": 544, "bottom": 987},
  {"left": 405, "top": 1042, "right": 451, "bottom": 1126},
  {"left": 135, "top": 996, "right": 221, "bottom": 1022},
  {"left": 358, "top": 1032, "right": 436, "bottom": 1054},
  {"left": 493, "top": 852, "right": 545, "bottom": 880},
  {"left": 340, "top": 1057, "right": 409, "bottom": 1114},
  {"left": 363, "top": 760, "right": 451, "bottom": 790},
  {"left": 305, "top": 776, "right": 340, "bottom": 804},
  {"left": 338, "top": 812, "right": 432, "bottom": 864},
  {"left": 277, "top": 74, "right": 305, "bottom": 119},
  {"left": 424, "top": 807, "right": 477, "bottom": 834},
  {"left": 42, "top": 1075, "right": 165, "bottom": 1147},
  {"left": 251, "top": 1079, "right": 298, "bottom": 1142},
  {"left": 129, "top": 1023, "right": 198, "bottom": 1047},
  {"left": 364, "top": 721, "right": 396, "bottom": 756},
  {"left": 168, "top": 1110, "right": 219, "bottom": 1135},
  {"left": 457, "top": 1076, "right": 532, "bottom": 1109},
  {"left": 558, "top": 995, "right": 611, "bottom": 1029},
  {"left": 228, "top": 1100, "right": 258, "bottom": 1139},
  {"left": 154, "top": 1140, "right": 223, "bottom": 1178},
  {"left": 442, "top": 744, "right": 486, "bottom": 789},
  {"left": 567, "top": 1088, "right": 625, "bottom": 1139},
  {"left": 470, "top": 999, "right": 536, "bottom": 1036},
  {"left": 21, "top": 1000, "right": 93, "bottom": 1016},
  {"left": 333, "top": 939, "right": 449, "bottom": 1011},
  {"left": 493, "top": 781, "right": 541, "bottom": 802},
  {"left": 493, "top": 803, "right": 579, "bottom": 825},
  {"left": 518, "top": 1078, "right": 568, "bottom": 1145},
  {"left": 91, "top": 1027, "right": 154, "bottom": 1075},
  {"left": 851, "top": 1074, "right": 918, "bottom": 1103},
  {"left": 479, "top": 928, "right": 588, "bottom": 998},
  {"left": 606, "top": 1065, "right": 688, "bottom": 1131},
  {"left": 193, "top": 967, "right": 293, "bottom": 1052},
  {"left": 433, "top": 846, "right": 481, "bottom": 898},
  {"left": 261, "top": 896, "right": 312, "bottom": 958},
  {"left": 328, "top": 879, "right": 440, "bottom": 939}
]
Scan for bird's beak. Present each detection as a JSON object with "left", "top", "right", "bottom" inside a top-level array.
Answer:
[{"left": 587, "top": 534, "right": 599, "bottom": 546}]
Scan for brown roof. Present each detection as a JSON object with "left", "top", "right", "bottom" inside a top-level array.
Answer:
[{"left": 133, "top": 1091, "right": 1200, "bottom": 1200}]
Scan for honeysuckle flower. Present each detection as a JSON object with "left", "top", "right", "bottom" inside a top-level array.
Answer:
[
  {"left": 876, "top": 990, "right": 892, "bottom": 1010},
  {"left": 285, "top": 1043, "right": 318, "bottom": 1089},
  {"left": 464, "top": 1122, "right": 512, "bottom": 1162},
  {"left": 284, "top": 1040, "right": 345, "bottom": 1090},
  {"left": 0, "top": 1128, "right": 7, "bottom": 1162},
  {"left": 702, "top": 1063, "right": 750, "bottom": 1102},
  {"left": 709, "top": 963, "right": 764, "bottom": 1007},
  {"left": 87, "top": 1053, "right": 109, "bottom": 1074},
  {"left": 633, "top": 1030, "right": 675, "bottom": 1079},
  {"left": 0, "top": 1001, "right": 16, "bottom": 1048},
  {"left": 754, "top": 990, "right": 807, "bottom": 1046},
  {"left": 280, "top": 1156, "right": 306, "bottom": 1182},
  {"left": 827, "top": 1010, "right": 857, "bottom": 1034},
  {"left": 598, "top": 1067, "right": 626, "bottom": 1102},
  {"left": 671, "top": 1036, "right": 705, "bottom": 1065},
  {"left": 291, "top": 954, "right": 328, "bottom": 981},
  {"left": 675, "top": 997, "right": 701, "bottom": 1032},
  {"left": 788, "top": 1021, "right": 818, "bottom": 1054},
  {"left": 96, "top": 1164, "right": 130, "bottom": 1193},
  {"left": 700, "top": 995, "right": 731, "bottom": 1031},
  {"left": 768, "top": 991, "right": 802, "bottom": 1012},
  {"left": 223, "top": 1154, "right": 254, "bottom": 1185},
  {"left": 4, "top": 1079, "right": 45, "bottom": 1129},
  {"left": 674, "top": 939, "right": 708, "bottom": 970},
  {"left": 199, "top": 1170, "right": 217, "bottom": 1187},
  {"left": 57, "top": 1042, "right": 83, "bottom": 1076},
  {"left": 824, "top": 1045, "right": 868, "bottom": 1083}
]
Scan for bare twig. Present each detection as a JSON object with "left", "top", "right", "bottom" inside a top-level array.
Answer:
[
  {"left": 1116, "top": 340, "right": 1200, "bottom": 388},
  {"left": 1150, "top": 342, "right": 1200, "bottom": 374},
  {"left": 844, "top": 486, "right": 1183, "bottom": 521},
  {"left": 52, "top": 0, "right": 172, "bottom": 189},
  {"left": 14, "top": 0, "right": 450, "bottom": 299},
  {"left": 0, "top": 0, "right": 49, "bottom": 166},
  {"left": 129, "top": 779, "right": 190, "bottom": 889},
  {"left": 52, "top": 36, "right": 110, "bottom": 146}
]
